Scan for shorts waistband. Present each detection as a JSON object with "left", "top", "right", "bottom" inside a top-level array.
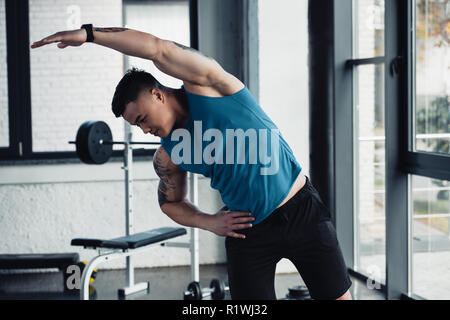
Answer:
[{"left": 271, "top": 175, "right": 314, "bottom": 216}]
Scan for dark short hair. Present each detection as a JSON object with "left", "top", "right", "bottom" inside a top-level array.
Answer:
[{"left": 111, "top": 67, "right": 166, "bottom": 118}]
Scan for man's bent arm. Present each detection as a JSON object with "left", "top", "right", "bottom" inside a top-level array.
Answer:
[
  {"left": 160, "top": 198, "right": 212, "bottom": 231},
  {"left": 153, "top": 146, "right": 212, "bottom": 231},
  {"left": 153, "top": 146, "right": 253, "bottom": 239}
]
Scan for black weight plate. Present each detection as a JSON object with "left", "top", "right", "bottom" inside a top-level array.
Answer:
[
  {"left": 87, "top": 121, "right": 113, "bottom": 164},
  {"left": 186, "top": 281, "right": 202, "bottom": 300},
  {"left": 75, "top": 121, "right": 113, "bottom": 165},
  {"left": 210, "top": 279, "right": 225, "bottom": 300},
  {"left": 288, "top": 285, "right": 310, "bottom": 298},
  {"left": 75, "top": 121, "right": 95, "bottom": 164}
]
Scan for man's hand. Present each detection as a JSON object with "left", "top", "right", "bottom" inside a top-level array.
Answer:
[
  {"left": 207, "top": 209, "right": 255, "bottom": 239},
  {"left": 31, "top": 29, "right": 87, "bottom": 49}
]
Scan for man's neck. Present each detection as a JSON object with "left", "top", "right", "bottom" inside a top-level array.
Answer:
[{"left": 170, "top": 88, "right": 190, "bottom": 129}]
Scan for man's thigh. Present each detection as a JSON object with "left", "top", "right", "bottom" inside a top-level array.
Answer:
[{"left": 225, "top": 236, "right": 282, "bottom": 300}]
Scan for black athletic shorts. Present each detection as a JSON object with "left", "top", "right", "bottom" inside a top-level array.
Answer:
[{"left": 225, "top": 176, "right": 352, "bottom": 300}]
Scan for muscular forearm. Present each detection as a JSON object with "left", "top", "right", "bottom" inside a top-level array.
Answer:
[
  {"left": 91, "top": 27, "right": 161, "bottom": 60},
  {"left": 161, "top": 199, "right": 213, "bottom": 231}
]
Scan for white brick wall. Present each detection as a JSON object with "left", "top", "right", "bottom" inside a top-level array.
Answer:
[
  {"left": 29, "top": 0, "right": 124, "bottom": 152},
  {"left": 0, "top": 164, "right": 225, "bottom": 268},
  {"left": 0, "top": 0, "right": 8, "bottom": 148}
]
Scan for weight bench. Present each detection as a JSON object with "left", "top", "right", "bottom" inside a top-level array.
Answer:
[
  {"left": 0, "top": 253, "right": 79, "bottom": 270},
  {"left": 71, "top": 227, "right": 187, "bottom": 300},
  {"left": 0, "top": 253, "right": 80, "bottom": 294}
]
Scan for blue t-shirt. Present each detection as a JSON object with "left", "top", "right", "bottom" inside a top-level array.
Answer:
[{"left": 161, "top": 86, "right": 302, "bottom": 225}]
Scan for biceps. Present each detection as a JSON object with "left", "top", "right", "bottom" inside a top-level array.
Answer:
[
  {"left": 154, "top": 39, "right": 224, "bottom": 86},
  {"left": 158, "top": 171, "right": 187, "bottom": 208}
]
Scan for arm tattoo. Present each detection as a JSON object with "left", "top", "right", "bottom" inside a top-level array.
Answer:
[
  {"left": 173, "top": 41, "right": 213, "bottom": 60},
  {"left": 153, "top": 151, "right": 177, "bottom": 207},
  {"left": 94, "top": 27, "right": 129, "bottom": 33},
  {"left": 158, "top": 179, "right": 176, "bottom": 208}
]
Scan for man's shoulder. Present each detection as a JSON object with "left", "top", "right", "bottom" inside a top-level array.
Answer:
[{"left": 183, "top": 75, "right": 245, "bottom": 98}]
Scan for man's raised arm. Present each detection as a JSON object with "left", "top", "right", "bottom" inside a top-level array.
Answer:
[{"left": 31, "top": 26, "right": 242, "bottom": 92}]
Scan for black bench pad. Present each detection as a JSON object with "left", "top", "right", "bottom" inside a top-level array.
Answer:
[
  {"left": 71, "top": 227, "right": 187, "bottom": 249},
  {"left": 0, "top": 253, "right": 79, "bottom": 269}
]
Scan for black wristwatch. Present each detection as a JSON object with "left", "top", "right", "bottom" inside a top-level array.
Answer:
[{"left": 81, "top": 24, "right": 94, "bottom": 42}]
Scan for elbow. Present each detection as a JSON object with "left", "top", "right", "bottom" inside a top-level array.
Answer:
[
  {"left": 159, "top": 202, "right": 169, "bottom": 214},
  {"left": 158, "top": 198, "right": 187, "bottom": 218},
  {"left": 147, "top": 36, "right": 164, "bottom": 60}
]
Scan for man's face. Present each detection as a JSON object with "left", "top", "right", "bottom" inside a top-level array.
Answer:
[{"left": 122, "top": 88, "right": 173, "bottom": 138}]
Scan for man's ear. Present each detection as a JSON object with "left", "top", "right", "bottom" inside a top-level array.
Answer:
[{"left": 151, "top": 88, "right": 164, "bottom": 102}]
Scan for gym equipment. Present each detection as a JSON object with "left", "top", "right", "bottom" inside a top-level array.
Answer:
[
  {"left": 0, "top": 253, "right": 79, "bottom": 269},
  {"left": 70, "top": 121, "right": 201, "bottom": 300},
  {"left": 72, "top": 228, "right": 187, "bottom": 250},
  {"left": 184, "top": 278, "right": 229, "bottom": 300},
  {"left": 69, "top": 120, "right": 160, "bottom": 164},
  {"left": 76, "top": 261, "right": 97, "bottom": 285},
  {"left": 71, "top": 227, "right": 187, "bottom": 299},
  {"left": 285, "top": 285, "right": 312, "bottom": 300},
  {"left": 0, "top": 253, "right": 80, "bottom": 292}
]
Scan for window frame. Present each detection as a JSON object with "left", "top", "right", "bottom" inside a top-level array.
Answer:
[{"left": 333, "top": 0, "right": 449, "bottom": 300}]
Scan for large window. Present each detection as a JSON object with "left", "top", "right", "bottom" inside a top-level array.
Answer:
[
  {"left": 410, "top": 0, "right": 450, "bottom": 299},
  {"left": 352, "top": 0, "right": 386, "bottom": 284},
  {"left": 335, "top": 0, "right": 449, "bottom": 300}
]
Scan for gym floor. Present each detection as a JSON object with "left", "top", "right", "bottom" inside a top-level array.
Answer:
[{"left": 0, "top": 264, "right": 385, "bottom": 300}]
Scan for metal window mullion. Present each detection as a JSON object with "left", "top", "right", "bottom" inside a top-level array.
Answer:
[
  {"left": 5, "top": 0, "right": 22, "bottom": 159},
  {"left": 333, "top": 0, "right": 354, "bottom": 270},
  {"left": 19, "top": 0, "right": 32, "bottom": 158},
  {"left": 385, "top": 0, "right": 410, "bottom": 300}
]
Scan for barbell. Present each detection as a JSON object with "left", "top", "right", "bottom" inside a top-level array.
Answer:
[{"left": 69, "top": 121, "right": 160, "bottom": 164}]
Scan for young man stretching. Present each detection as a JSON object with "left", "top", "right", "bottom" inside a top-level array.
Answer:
[{"left": 31, "top": 25, "right": 352, "bottom": 300}]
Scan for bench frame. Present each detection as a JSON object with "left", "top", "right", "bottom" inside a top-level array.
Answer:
[{"left": 79, "top": 246, "right": 151, "bottom": 300}]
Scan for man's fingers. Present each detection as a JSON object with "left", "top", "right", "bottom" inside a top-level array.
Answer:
[
  {"left": 227, "top": 232, "right": 246, "bottom": 239},
  {"left": 31, "top": 39, "right": 59, "bottom": 49},
  {"left": 229, "top": 211, "right": 252, "bottom": 218},
  {"left": 30, "top": 41, "right": 46, "bottom": 48},
  {"left": 232, "top": 217, "right": 255, "bottom": 224},
  {"left": 231, "top": 223, "right": 253, "bottom": 230},
  {"left": 30, "top": 33, "right": 63, "bottom": 49}
]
